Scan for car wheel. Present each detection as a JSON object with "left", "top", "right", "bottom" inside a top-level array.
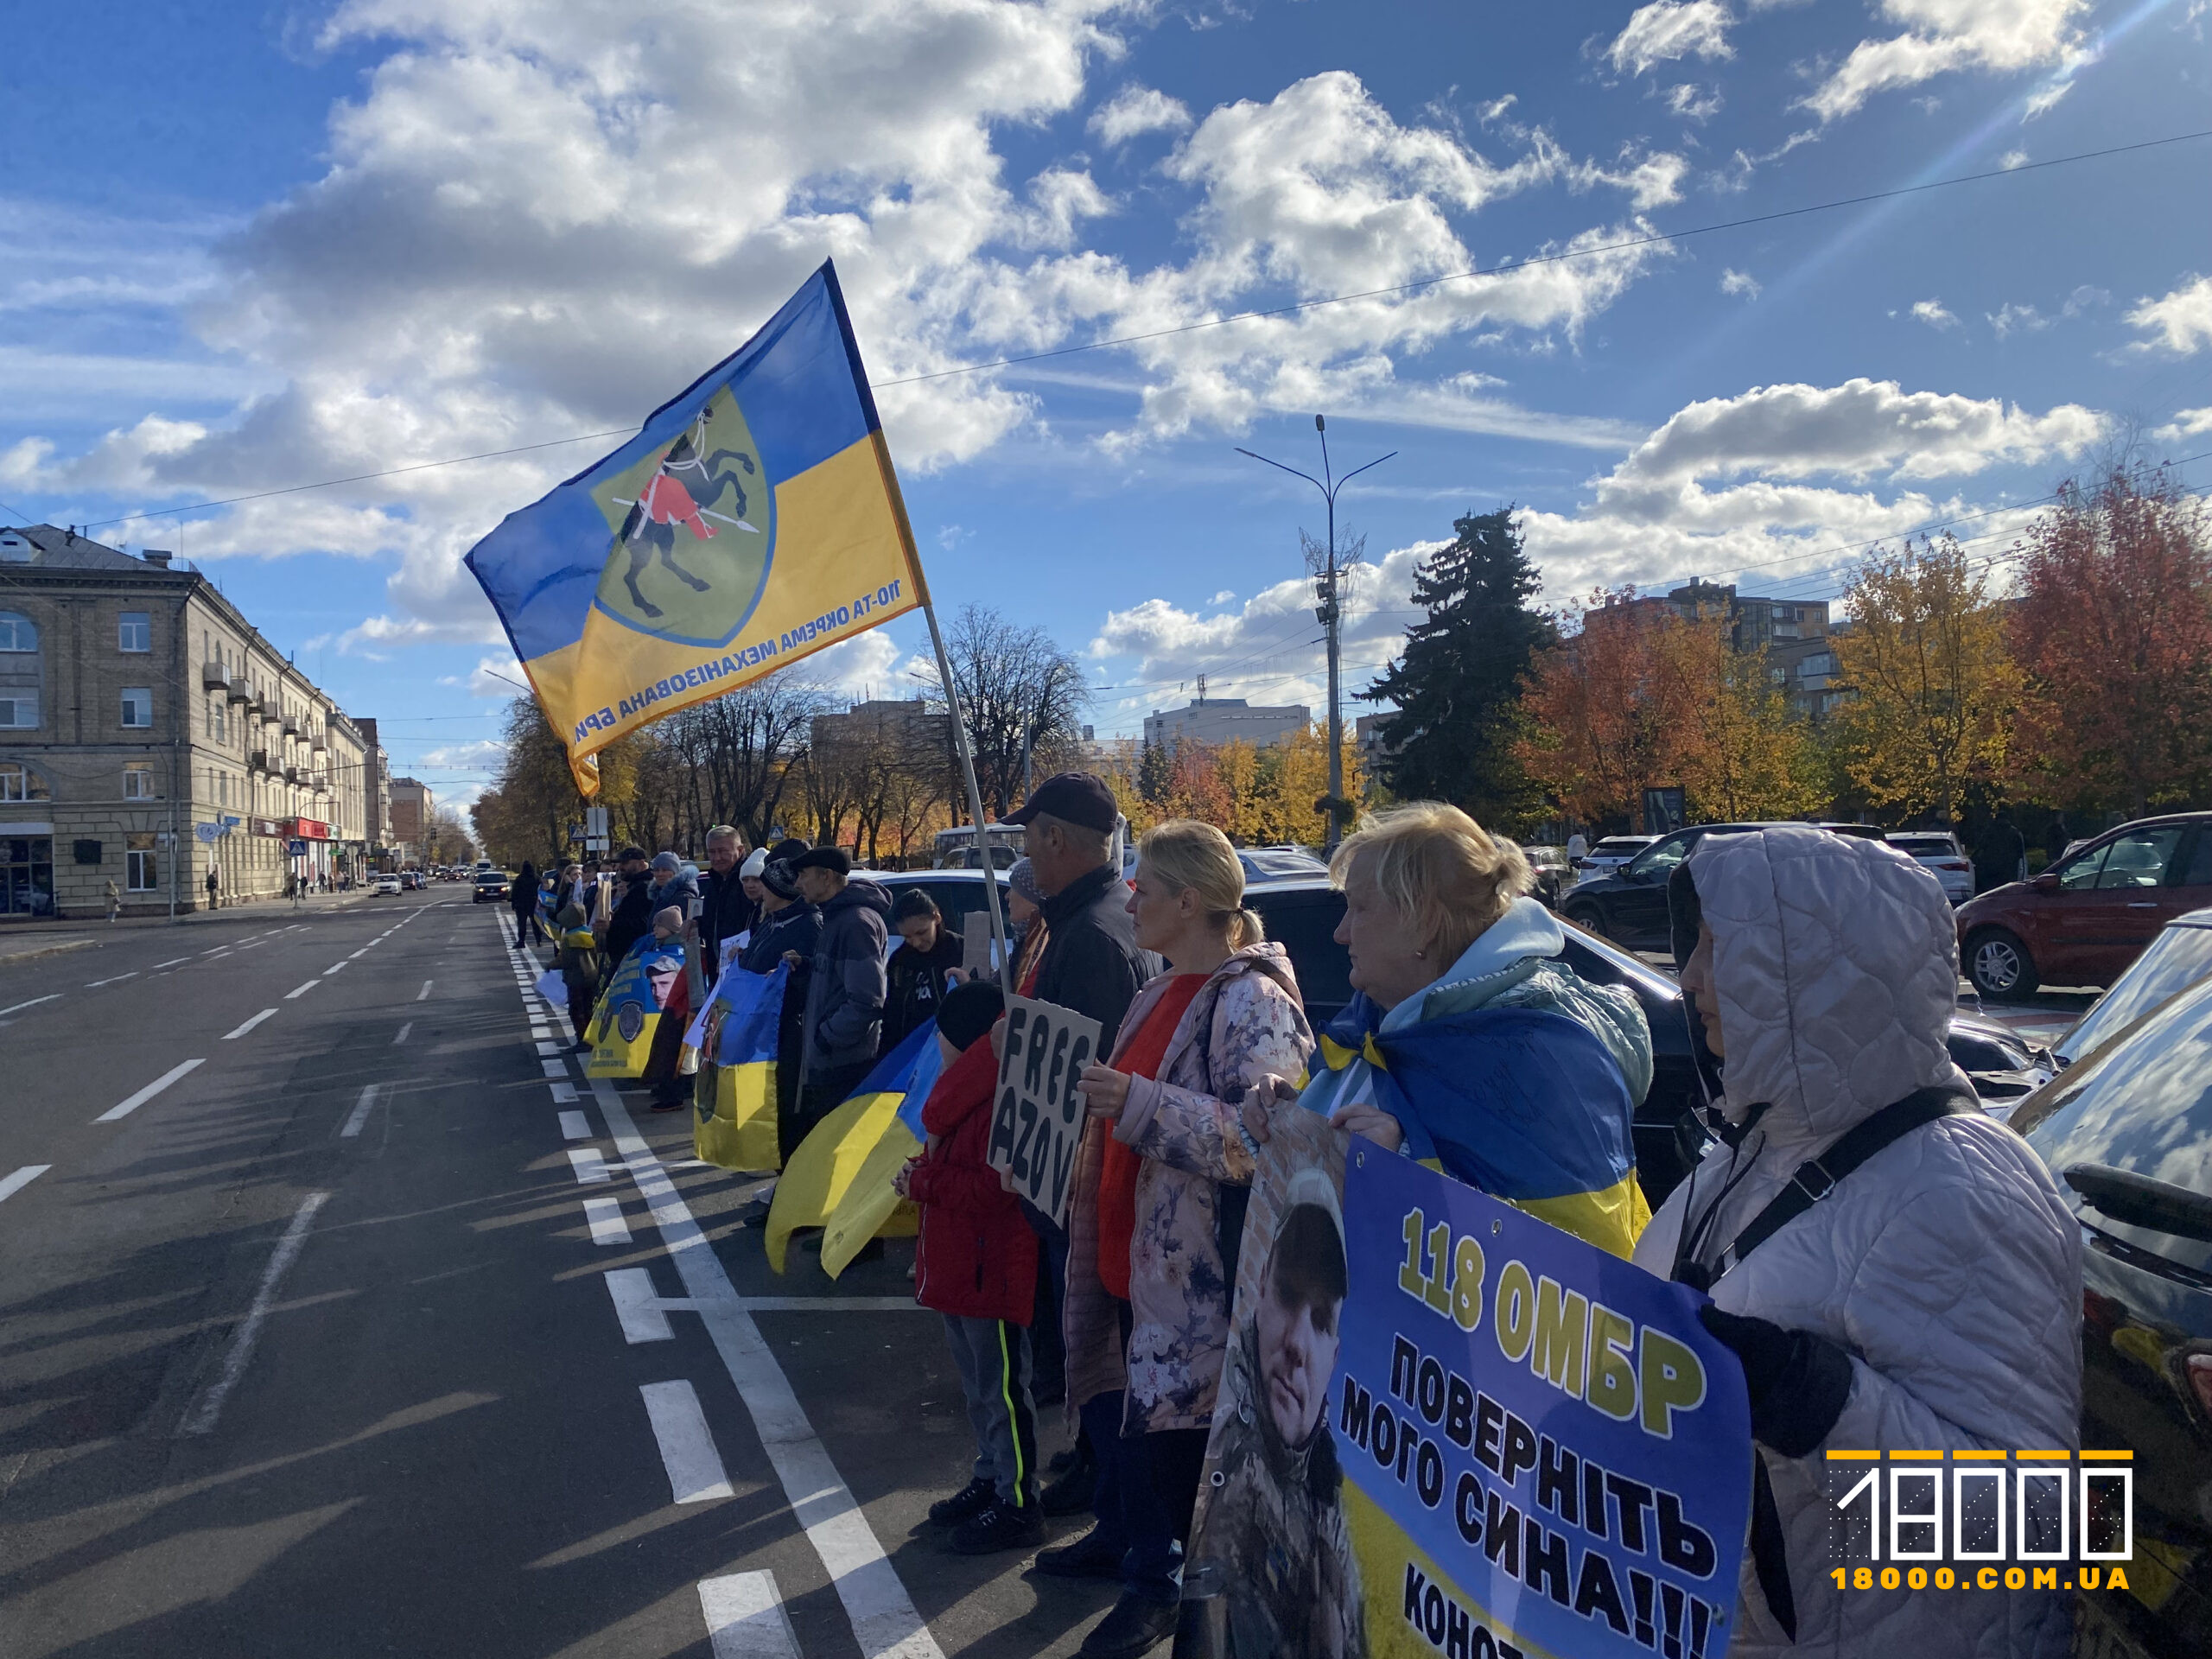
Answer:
[
  {"left": 1965, "top": 928, "right": 2038, "bottom": 1001},
  {"left": 1562, "top": 904, "right": 1609, "bottom": 941}
]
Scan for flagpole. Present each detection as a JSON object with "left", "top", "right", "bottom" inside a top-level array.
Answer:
[{"left": 868, "top": 434, "right": 1014, "bottom": 992}]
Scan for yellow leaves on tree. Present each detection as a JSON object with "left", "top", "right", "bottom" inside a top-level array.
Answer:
[
  {"left": 1093, "top": 725, "right": 1363, "bottom": 846},
  {"left": 1832, "top": 534, "right": 2018, "bottom": 823}
]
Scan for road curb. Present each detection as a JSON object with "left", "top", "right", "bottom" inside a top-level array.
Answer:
[{"left": 0, "top": 937, "right": 100, "bottom": 966}]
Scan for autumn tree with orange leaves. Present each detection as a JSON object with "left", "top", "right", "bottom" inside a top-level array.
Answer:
[{"left": 2009, "top": 465, "right": 2212, "bottom": 817}]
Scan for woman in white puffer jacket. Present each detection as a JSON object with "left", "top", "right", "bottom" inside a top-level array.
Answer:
[{"left": 1634, "top": 824, "right": 2082, "bottom": 1658}]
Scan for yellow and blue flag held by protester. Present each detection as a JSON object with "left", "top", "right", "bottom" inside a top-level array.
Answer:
[
  {"left": 464, "top": 260, "right": 926, "bottom": 793},
  {"left": 766, "top": 1020, "right": 944, "bottom": 1278},
  {"left": 1308, "top": 995, "right": 1649, "bottom": 1257},
  {"left": 692, "top": 963, "right": 787, "bottom": 1173},
  {"left": 585, "top": 938, "right": 686, "bottom": 1078}
]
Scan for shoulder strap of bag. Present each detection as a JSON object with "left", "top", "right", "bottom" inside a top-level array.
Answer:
[{"left": 1678, "top": 1086, "right": 1977, "bottom": 1293}]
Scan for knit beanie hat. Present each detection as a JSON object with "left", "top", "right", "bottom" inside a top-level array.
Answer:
[
  {"left": 760, "top": 858, "right": 802, "bottom": 901},
  {"left": 937, "top": 980, "right": 1006, "bottom": 1053}
]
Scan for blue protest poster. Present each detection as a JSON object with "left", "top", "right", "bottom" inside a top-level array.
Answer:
[{"left": 1337, "top": 1147, "right": 1751, "bottom": 1659}]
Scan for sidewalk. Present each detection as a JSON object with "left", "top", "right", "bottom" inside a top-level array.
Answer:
[{"left": 0, "top": 889, "right": 395, "bottom": 966}]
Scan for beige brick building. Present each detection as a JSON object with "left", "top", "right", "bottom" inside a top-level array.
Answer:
[
  {"left": 0, "top": 524, "right": 377, "bottom": 918},
  {"left": 389, "top": 776, "right": 433, "bottom": 868}
]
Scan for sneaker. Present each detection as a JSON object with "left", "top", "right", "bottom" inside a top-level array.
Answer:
[
  {"left": 1077, "top": 1592, "right": 1179, "bottom": 1658},
  {"left": 740, "top": 1190, "right": 776, "bottom": 1227},
  {"left": 1033, "top": 1526, "right": 1122, "bottom": 1580},
  {"left": 950, "top": 1498, "right": 1044, "bottom": 1555},
  {"left": 926, "top": 1477, "right": 995, "bottom": 1528},
  {"left": 1039, "top": 1453, "right": 1098, "bottom": 1516}
]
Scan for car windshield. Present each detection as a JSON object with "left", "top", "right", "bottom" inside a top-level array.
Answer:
[
  {"left": 1587, "top": 839, "right": 1649, "bottom": 860},
  {"left": 2056, "top": 921, "right": 2212, "bottom": 1066},
  {"left": 1624, "top": 835, "right": 1694, "bottom": 881},
  {"left": 1890, "top": 836, "right": 1957, "bottom": 856}
]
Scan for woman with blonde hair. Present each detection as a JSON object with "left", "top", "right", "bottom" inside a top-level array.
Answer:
[
  {"left": 1286, "top": 801, "right": 1655, "bottom": 1257},
  {"left": 1043, "top": 819, "right": 1314, "bottom": 1659}
]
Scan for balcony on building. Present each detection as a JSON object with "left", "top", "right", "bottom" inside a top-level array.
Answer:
[
  {"left": 227, "top": 677, "right": 252, "bottom": 705},
  {"left": 282, "top": 713, "right": 300, "bottom": 736},
  {"left": 250, "top": 748, "right": 269, "bottom": 772},
  {"left": 201, "top": 661, "right": 229, "bottom": 692}
]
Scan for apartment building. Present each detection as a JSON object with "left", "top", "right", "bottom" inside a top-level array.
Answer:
[
  {"left": 389, "top": 775, "right": 433, "bottom": 866},
  {"left": 1142, "top": 696, "right": 1313, "bottom": 750},
  {"left": 0, "top": 524, "right": 376, "bottom": 918}
]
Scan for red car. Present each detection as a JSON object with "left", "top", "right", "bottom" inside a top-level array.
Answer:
[{"left": 1956, "top": 812, "right": 2212, "bottom": 999}]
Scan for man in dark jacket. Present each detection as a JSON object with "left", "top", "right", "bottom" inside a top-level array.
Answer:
[
  {"left": 738, "top": 851, "right": 824, "bottom": 1218},
  {"left": 784, "top": 847, "right": 892, "bottom": 1135},
  {"left": 882, "top": 887, "right": 964, "bottom": 1056},
  {"left": 511, "top": 859, "right": 544, "bottom": 948},
  {"left": 599, "top": 846, "right": 657, "bottom": 965},
  {"left": 698, "top": 824, "right": 754, "bottom": 988}
]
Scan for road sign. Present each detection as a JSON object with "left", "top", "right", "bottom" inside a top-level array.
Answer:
[
  {"left": 586, "top": 805, "right": 609, "bottom": 839},
  {"left": 569, "top": 823, "right": 586, "bottom": 843},
  {"left": 288, "top": 838, "right": 308, "bottom": 855},
  {"left": 220, "top": 814, "right": 242, "bottom": 827},
  {"left": 194, "top": 823, "right": 224, "bottom": 843}
]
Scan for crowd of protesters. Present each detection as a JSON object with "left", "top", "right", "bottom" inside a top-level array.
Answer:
[{"left": 504, "top": 772, "right": 2083, "bottom": 1659}]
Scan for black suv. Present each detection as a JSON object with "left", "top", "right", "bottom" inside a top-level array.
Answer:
[{"left": 1560, "top": 821, "right": 1883, "bottom": 951}]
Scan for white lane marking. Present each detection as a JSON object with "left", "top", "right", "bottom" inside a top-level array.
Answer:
[
  {"left": 744, "top": 1299, "right": 932, "bottom": 1313},
  {"left": 235, "top": 940, "right": 264, "bottom": 950},
  {"left": 149, "top": 957, "right": 190, "bottom": 970},
  {"left": 640, "top": 1380, "right": 737, "bottom": 1504},
  {"left": 97, "top": 1058, "right": 207, "bottom": 1122},
  {"left": 0, "top": 1165, "right": 53, "bottom": 1205},
  {"left": 542, "top": 1058, "right": 569, "bottom": 1079},
  {"left": 536, "top": 1040, "right": 564, "bottom": 1058},
  {"left": 204, "top": 948, "right": 232, "bottom": 960},
  {"left": 701, "top": 1572, "right": 802, "bottom": 1659},
  {"left": 201, "top": 944, "right": 231, "bottom": 956},
  {"left": 284, "top": 979, "right": 321, "bottom": 1000},
  {"left": 568, "top": 1147, "right": 612, "bottom": 1184},
  {"left": 322, "top": 961, "right": 347, "bottom": 976},
  {"left": 417, "top": 980, "right": 433, "bottom": 1001},
  {"left": 582, "top": 1196, "right": 631, "bottom": 1246},
  {"left": 338, "top": 1083, "right": 382, "bottom": 1139},
  {"left": 223, "top": 1009, "right": 278, "bottom": 1040},
  {"left": 393, "top": 1021, "right": 413, "bottom": 1046},
  {"left": 605, "top": 1268, "right": 675, "bottom": 1342},
  {"left": 179, "top": 1190, "right": 330, "bottom": 1435},
  {"left": 588, "top": 1076, "right": 944, "bottom": 1659},
  {"left": 85, "top": 972, "right": 139, "bottom": 988},
  {"left": 348, "top": 948, "right": 369, "bottom": 960},
  {"left": 550, "top": 1081, "right": 579, "bottom": 1103},
  {"left": 559, "top": 1110, "right": 592, "bottom": 1140},
  {"left": 0, "top": 994, "right": 61, "bottom": 1017}
]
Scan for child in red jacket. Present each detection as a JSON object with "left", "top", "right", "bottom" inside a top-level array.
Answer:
[{"left": 895, "top": 980, "right": 1043, "bottom": 1554}]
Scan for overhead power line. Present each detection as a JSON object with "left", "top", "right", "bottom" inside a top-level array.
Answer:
[{"left": 62, "top": 125, "right": 2212, "bottom": 535}]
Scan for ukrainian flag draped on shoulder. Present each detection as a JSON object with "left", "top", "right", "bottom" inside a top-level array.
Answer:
[
  {"left": 766, "top": 1021, "right": 944, "bottom": 1278},
  {"left": 464, "top": 261, "right": 924, "bottom": 794},
  {"left": 1314, "top": 993, "right": 1649, "bottom": 1259},
  {"left": 692, "top": 963, "right": 787, "bottom": 1173}
]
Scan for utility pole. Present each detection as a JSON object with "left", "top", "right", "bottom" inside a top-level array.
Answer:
[{"left": 1236, "top": 416, "right": 1395, "bottom": 852}]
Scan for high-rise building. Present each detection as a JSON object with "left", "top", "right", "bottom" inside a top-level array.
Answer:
[{"left": 389, "top": 777, "right": 434, "bottom": 867}]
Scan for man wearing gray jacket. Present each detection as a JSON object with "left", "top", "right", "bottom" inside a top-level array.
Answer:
[
  {"left": 783, "top": 846, "right": 892, "bottom": 1139},
  {"left": 1639, "top": 825, "right": 2081, "bottom": 1658}
]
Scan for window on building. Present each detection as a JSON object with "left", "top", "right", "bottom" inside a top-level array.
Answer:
[
  {"left": 126, "top": 832, "right": 159, "bottom": 892},
  {"left": 1803, "top": 652, "right": 1834, "bottom": 676},
  {"left": 122, "top": 687, "right": 153, "bottom": 728},
  {"left": 119, "top": 612, "right": 151, "bottom": 652},
  {"left": 123, "top": 763, "right": 156, "bottom": 800},
  {"left": 0, "top": 762, "right": 51, "bottom": 803},
  {"left": 0, "top": 613, "right": 35, "bottom": 652},
  {"left": 0, "top": 695, "right": 36, "bottom": 729}
]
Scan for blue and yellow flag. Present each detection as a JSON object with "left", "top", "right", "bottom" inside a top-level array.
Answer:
[
  {"left": 1316, "top": 995, "right": 1649, "bottom": 1258},
  {"left": 766, "top": 1020, "right": 944, "bottom": 1278},
  {"left": 464, "top": 261, "right": 926, "bottom": 793},
  {"left": 585, "top": 938, "right": 685, "bottom": 1078},
  {"left": 693, "top": 964, "right": 787, "bottom": 1173}
]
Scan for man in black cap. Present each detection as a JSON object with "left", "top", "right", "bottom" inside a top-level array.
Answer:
[
  {"left": 599, "top": 845, "right": 657, "bottom": 965},
  {"left": 737, "top": 844, "right": 822, "bottom": 1220},
  {"left": 781, "top": 846, "right": 893, "bottom": 1143}
]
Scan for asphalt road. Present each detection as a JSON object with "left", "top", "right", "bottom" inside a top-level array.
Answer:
[{"left": 0, "top": 892, "right": 1115, "bottom": 1659}]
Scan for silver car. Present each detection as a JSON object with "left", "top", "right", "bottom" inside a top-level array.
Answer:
[
  {"left": 1570, "top": 835, "right": 1657, "bottom": 889},
  {"left": 1886, "top": 830, "right": 1975, "bottom": 905}
]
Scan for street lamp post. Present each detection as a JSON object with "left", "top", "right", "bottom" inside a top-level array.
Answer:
[{"left": 1236, "top": 416, "right": 1395, "bottom": 853}]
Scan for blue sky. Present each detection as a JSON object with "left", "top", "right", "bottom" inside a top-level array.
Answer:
[{"left": 4, "top": 0, "right": 2209, "bottom": 804}]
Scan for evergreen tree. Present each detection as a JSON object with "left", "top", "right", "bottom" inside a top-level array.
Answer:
[{"left": 1362, "top": 508, "right": 1556, "bottom": 830}]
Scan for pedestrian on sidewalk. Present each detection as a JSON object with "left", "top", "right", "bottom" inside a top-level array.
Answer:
[
  {"left": 698, "top": 825, "right": 754, "bottom": 990},
  {"left": 880, "top": 887, "right": 963, "bottom": 1057},
  {"left": 105, "top": 877, "right": 121, "bottom": 922},
  {"left": 900, "top": 979, "right": 1045, "bottom": 1554},
  {"left": 203, "top": 868, "right": 219, "bottom": 912},
  {"left": 782, "top": 847, "right": 890, "bottom": 1145},
  {"left": 511, "top": 859, "right": 545, "bottom": 948},
  {"left": 554, "top": 903, "right": 602, "bottom": 1050}
]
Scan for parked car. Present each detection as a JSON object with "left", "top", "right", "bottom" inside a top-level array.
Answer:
[
  {"left": 472, "top": 871, "right": 510, "bottom": 904},
  {"left": 1569, "top": 835, "right": 1657, "bottom": 887},
  {"left": 1955, "top": 812, "right": 2212, "bottom": 1000},
  {"left": 373, "top": 874, "right": 403, "bottom": 896},
  {"left": 1521, "top": 844, "right": 1572, "bottom": 909},
  {"left": 865, "top": 868, "right": 1009, "bottom": 937},
  {"left": 2051, "top": 906, "right": 2212, "bottom": 1070},
  {"left": 1885, "top": 830, "right": 1974, "bottom": 905},
  {"left": 1239, "top": 874, "right": 2036, "bottom": 1202},
  {"left": 1560, "top": 822, "right": 1885, "bottom": 953},
  {"left": 1239, "top": 846, "right": 1328, "bottom": 881},
  {"left": 2011, "top": 972, "right": 2212, "bottom": 1659}
]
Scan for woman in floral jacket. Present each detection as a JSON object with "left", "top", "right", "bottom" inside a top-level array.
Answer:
[{"left": 1041, "top": 819, "right": 1314, "bottom": 1659}]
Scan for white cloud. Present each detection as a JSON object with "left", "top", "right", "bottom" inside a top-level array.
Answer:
[
  {"left": 1987, "top": 302, "right": 2045, "bottom": 338},
  {"left": 1998, "top": 148, "right": 2029, "bottom": 168},
  {"left": 1088, "top": 84, "right": 1192, "bottom": 144},
  {"left": 1719, "top": 267, "right": 1761, "bottom": 299},
  {"left": 2151, "top": 406, "right": 2212, "bottom": 446},
  {"left": 2126, "top": 274, "right": 2212, "bottom": 356},
  {"left": 1802, "top": 0, "right": 2091, "bottom": 122},
  {"left": 1665, "top": 83, "right": 1724, "bottom": 120},
  {"left": 1911, "top": 298, "right": 1961, "bottom": 330},
  {"left": 1605, "top": 2, "right": 1736, "bottom": 78}
]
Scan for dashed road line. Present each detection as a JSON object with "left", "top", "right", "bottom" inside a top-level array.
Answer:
[
  {"left": 640, "top": 1380, "right": 736, "bottom": 1504},
  {"left": 569, "top": 1147, "right": 613, "bottom": 1185},
  {"left": 700, "top": 1571, "right": 802, "bottom": 1659},
  {"left": 0, "top": 994, "right": 61, "bottom": 1017},
  {"left": 582, "top": 1196, "right": 631, "bottom": 1246},
  {"left": 417, "top": 980, "right": 433, "bottom": 1001},
  {"left": 338, "top": 1083, "right": 382, "bottom": 1139},
  {"left": 0, "top": 1165, "right": 53, "bottom": 1205},
  {"left": 285, "top": 979, "right": 321, "bottom": 1000},
  {"left": 393, "top": 1021, "right": 413, "bottom": 1046},
  {"left": 322, "top": 961, "right": 347, "bottom": 976},
  {"left": 149, "top": 957, "right": 191, "bottom": 970},
  {"left": 179, "top": 1190, "right": 330, "bottom": 1436},
  {"left": 97, "top": 1058, "right": 207, "bottom": 1122},
  {"left": 223, "top": 1009, "right": 278, "bottom": 1040},
  {"left": 85, "top": 972, "right": 139, "bottom": 988},
  {"left": 559, "top": 1110, "right": 592, "bottom": 1140}
]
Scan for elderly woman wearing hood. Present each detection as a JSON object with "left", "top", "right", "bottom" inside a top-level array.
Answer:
[
  {"left": 1284, "top": 802, "right": 1655, "bottom": 1256},
  {"left": 1643, "top": 825, "right": 2081, "bottom": 1657}
]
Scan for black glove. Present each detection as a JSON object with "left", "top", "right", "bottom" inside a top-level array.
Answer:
[{"left": 1699, "top": 1306, "right": 1854, "bottom": 1459}]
